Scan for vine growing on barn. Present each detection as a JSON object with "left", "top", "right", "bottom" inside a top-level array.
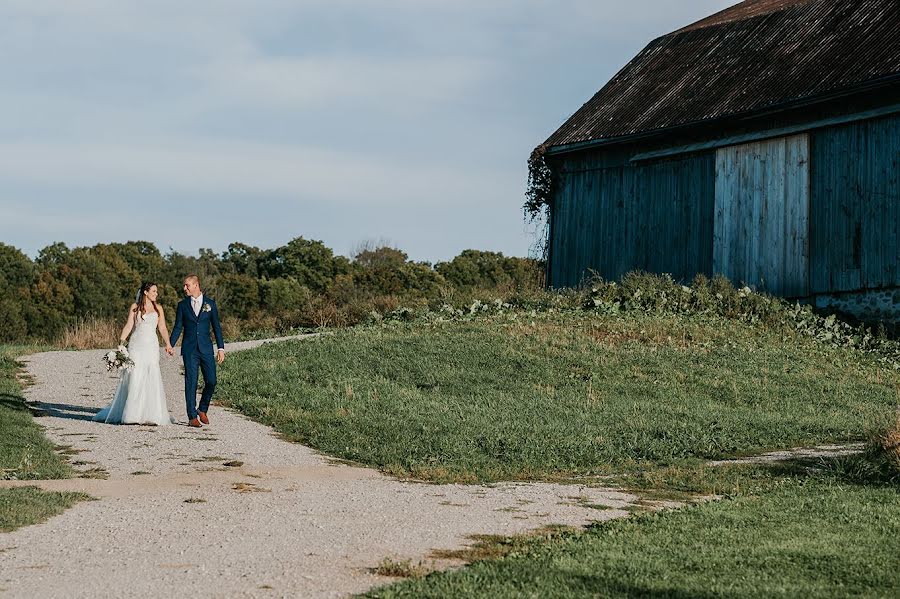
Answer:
[{"left": 523, "top": 144, "right": 556, "bottom": 222}]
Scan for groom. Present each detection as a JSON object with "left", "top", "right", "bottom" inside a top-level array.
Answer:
[{"left": 167, "top": 274, "right": 225, "bottom": 427}]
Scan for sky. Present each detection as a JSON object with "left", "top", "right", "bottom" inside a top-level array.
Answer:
[{"left": 0, "top": 0, "right": 735, "bottom": 263}]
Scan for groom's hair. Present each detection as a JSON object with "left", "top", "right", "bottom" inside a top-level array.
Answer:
[{"left": 184, "top": 274, "right": 200, "bottom": 285}]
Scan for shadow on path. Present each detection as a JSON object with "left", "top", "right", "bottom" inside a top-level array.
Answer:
[{"left": 30, "top": 401, "right": 100, "bottom": 421}]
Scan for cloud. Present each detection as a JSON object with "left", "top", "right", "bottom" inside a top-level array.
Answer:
[
  {"left": 0, "top": 139, "right": 513, "bottom": 206},
  {"left": 198, "top": 54, "right": 493, "bottom": 111},
  {"left": 0, "top": 0, "right": 738, "bottom": 261}
]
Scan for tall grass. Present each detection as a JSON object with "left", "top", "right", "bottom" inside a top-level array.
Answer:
[{"left": 57, "top": 316, "right": 120, "bottom": 350}]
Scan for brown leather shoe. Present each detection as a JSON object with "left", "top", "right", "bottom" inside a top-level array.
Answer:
[
  {"left": 198, "top": 411, "right": 209, "bottom": 425},
  {"left": 188, "top": 417, "right": 202, "bottom": 428}
]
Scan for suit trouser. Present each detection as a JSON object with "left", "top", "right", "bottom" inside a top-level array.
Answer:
[{"left": 183, "top": 349, "right": 217, "bottom": 419}]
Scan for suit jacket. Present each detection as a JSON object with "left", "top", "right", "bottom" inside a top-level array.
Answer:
[{"left": 170, "top": 296, "right": 224, "bottom": 357}]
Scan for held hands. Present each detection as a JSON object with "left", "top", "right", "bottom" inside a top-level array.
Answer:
[{"left": 165, "top": 345, "right": 175, "bottom": 357}]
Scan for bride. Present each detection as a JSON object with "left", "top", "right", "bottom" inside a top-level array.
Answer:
[{"left": 93, "top": 282, "right": 175, "bottom": 425}]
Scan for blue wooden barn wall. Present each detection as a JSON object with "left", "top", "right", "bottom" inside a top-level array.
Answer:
[
  {"left": 548, "top": 152, "right": 715, "bottom": 287},
  {"left": 713, "top": 134, "right": 810, "bottom": 297},
  {"left": 809, "top": 113, "right": 900, "bottom": 294},
  {"left": 549, "top": 112, "right": 900, "bottom": 296}
]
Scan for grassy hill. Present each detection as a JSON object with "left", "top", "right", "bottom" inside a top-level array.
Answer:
[{"left": 214, "top": 275, "right": 900, "bottom": 597}]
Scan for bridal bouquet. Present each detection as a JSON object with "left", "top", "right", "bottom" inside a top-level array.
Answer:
[{"left": 103, "top": 345, "right": 134, "bottom": 371}]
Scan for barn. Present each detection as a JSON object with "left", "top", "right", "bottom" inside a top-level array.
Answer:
[{"left": 540, "top": 0, "right": 900, "bottom": 320}]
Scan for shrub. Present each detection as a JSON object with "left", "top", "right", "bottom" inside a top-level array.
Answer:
[{"left": 435, "top": 249, "right": 541, "bottom": 292}]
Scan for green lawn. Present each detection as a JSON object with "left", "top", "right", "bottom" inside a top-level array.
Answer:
[
  {"left": 216, "top": 310, "right": 899, "bottom": 597},
  {"left": 366, "top": 471, "right": 900, "bottom": 598},
  {"left": 1, "top": 345, "right": 84, "bottom": 532},
  {"left": 217, "top": 312, "right": 898, "bottom": 483},
  {"left": 0, "top": 346, "right": 72, "bottom": 480},
  {"left": 0, "top": 486, "right": 88, "bottom": 533}
]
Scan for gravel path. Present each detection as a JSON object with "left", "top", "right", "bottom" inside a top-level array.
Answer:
[
  {"left": 0, "top": 337, "right": 657, "bottom": 599},
  {"left": 707, "top": 443, "right": 866, "bottom": 466}
]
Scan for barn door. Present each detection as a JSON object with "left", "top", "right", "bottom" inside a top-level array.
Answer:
[{"left": 713, "top": 134, "right": 810, "bottom": 297}]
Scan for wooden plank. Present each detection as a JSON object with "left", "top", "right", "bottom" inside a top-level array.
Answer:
[
  {"left": 809, "top": 113, "right": 900, "bottom": 294},
  {"left": 762, "top": 137, "right": 780, "bottom": 292},
  {"left": 785, "top": 134, "right": 810, "bottom": 296},
  {"left": 713, "top": 149, "right": 728, "bottom": 278},
  {"left": 714, "top": 134, "right": 810, "bottom": 296},
  {"left": 551, "top": 150, "right": 716, "bottom": 287}
]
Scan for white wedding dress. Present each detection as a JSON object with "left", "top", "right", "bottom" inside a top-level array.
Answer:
[{"left": 93, "top": 311, "right": 173, "bottom": 425}]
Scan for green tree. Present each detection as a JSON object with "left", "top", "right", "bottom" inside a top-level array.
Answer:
[
  {"left": 259, "top": 237, "right": 350, "bottom": 292},
  {"left": 36, "top": 242, "right": 70, "bottom": 269},
  {"left": 435, "top": 250, "right": 512, "bottom": 289},
  {"left": 0, "top": 243, "right": 35, "bottom": 289},
  {"left": 350, "top": 246, "right": 444, "bottom": 298},
  {"left": 436, "top": 250, "right": 542, "bottom": 291},
  {"left": 353, "top": 246, "right": 407, "bottom": 270},
  {"left": 106, "top": 241, "right": 165, "bottom": 282},
  {"left": 46, "top": 245, "right": 139, "bottom": 319},
  {"left": 0, "top": 291, "right": 29, "bottom": 342},
  {"left": 216, "top": 273, "right": 260, "bottom": 319},
  {"left": 222, "top": 243, "right": 264, "bottom": 277},
  {"left": 0, "top": 244, "right": 36, "bottom": 341},
  {"left": 260, "top": 278, "right": 312, "bottom": 313},
  {"left": 0, "top": 244, "right": 76, "bottom": 342},
  {"left": 162, "top": 250, "right": 203, "bottom": 293},
  {"left": 24, "top": 271, "right": 75, "bottom": 340},
  {"left": 502, "top": 256, "right": 545, "bottom": 291}
]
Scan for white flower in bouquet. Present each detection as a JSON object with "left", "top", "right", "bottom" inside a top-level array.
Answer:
[{"left": 103, "top": 347, "right": 135, "bottom": 371}]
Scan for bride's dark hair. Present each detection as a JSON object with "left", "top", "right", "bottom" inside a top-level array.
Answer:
[{"left": 134, "top": 281, "right": 161, "bottom": 320}]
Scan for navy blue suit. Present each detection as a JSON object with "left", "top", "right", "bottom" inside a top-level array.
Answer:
[{"left": 169, "top": 296, "right": 225, "bottom": 420}]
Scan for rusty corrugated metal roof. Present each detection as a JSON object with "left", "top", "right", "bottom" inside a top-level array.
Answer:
[
  {"left": 675, "top": 0, "right": 816, "bottom": 33},
  {"left": 545, "top": 0, "right": 900, "bottom": 150}
]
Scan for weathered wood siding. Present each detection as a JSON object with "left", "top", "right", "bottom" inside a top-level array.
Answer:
[
  {"left": 548, "top": 152, "right": 715, "bottom": 287},
  {"left": 547, "top": 111, "right": 900, "bottom": 298},
  {"left": 713, "top": 134, "right": 810, "bottom": 297},
  {"left": 809, "top": 113, "right": 900, "bottom": 293}
]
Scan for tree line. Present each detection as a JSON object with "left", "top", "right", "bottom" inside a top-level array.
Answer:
[{"left": 0, "top": 238, "right": 543, "bottom": 342}]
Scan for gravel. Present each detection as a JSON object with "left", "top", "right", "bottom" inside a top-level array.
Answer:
[{"left": 0, "top": 336, "right": 655, "bottom": 598}]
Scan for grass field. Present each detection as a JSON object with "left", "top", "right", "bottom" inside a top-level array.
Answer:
[
  {"left": 0, "top": 346, "right": 72, "bottom": 480},
  {"left": 1, "top": 346, "right": 85, "bottom": 532},
  {"left": 6, "top": 282, "right": 896, "bottom": 591},
  {"left": 0, "top": 486, "right": 87, "bottom": 533},
  {"left": 364, "top": 469, "right": 900, "bottom": 598},
  {"left": 217, "top": 312, "right": 898, "bottom": 483},
  {"left": 215, "top": 303, "right": 900, "bottom": 597}
]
